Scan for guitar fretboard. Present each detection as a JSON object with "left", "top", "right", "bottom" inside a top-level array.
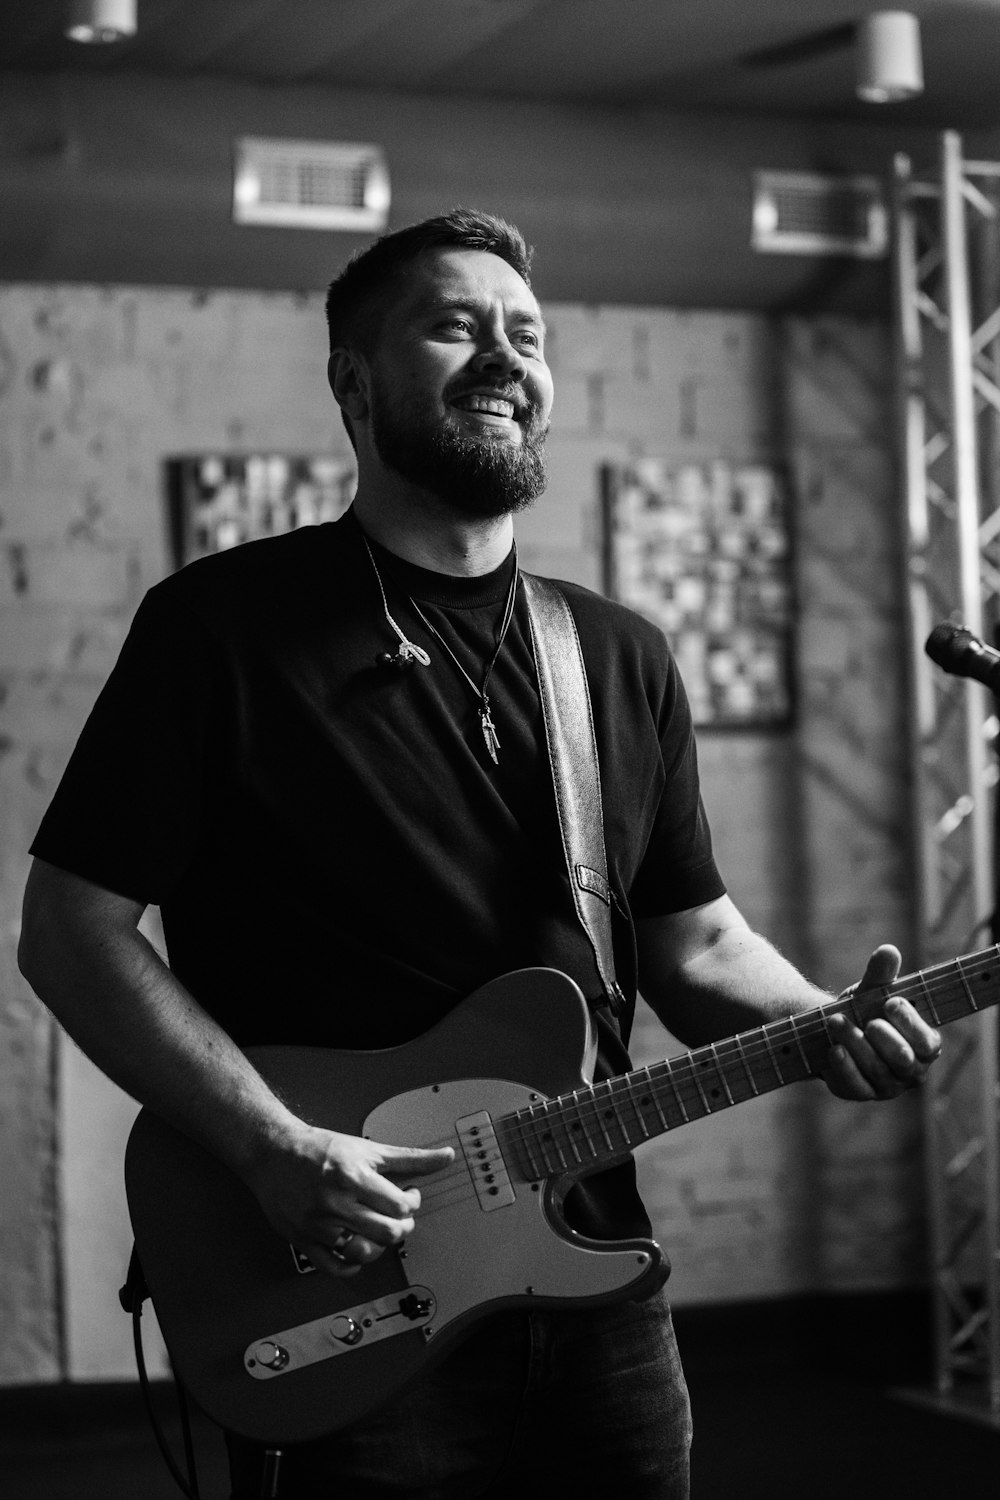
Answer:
[{"left": 501, "top": 945, "right": 1000, "bottom": 1182}]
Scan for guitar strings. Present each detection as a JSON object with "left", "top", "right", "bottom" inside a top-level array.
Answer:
[
  {"left": 493, "top": 947, "right": 1000, "bottom": 1173},
  {"left": 389, "top": 946, "right": 1000, "bottom": 1222},
  {"left": 464, "top": 948, "right": 999, "bottom": 1182}
]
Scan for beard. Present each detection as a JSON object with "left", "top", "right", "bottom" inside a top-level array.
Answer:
[{"left": 369, "top": 380, "right": 549, "bottom": 520}]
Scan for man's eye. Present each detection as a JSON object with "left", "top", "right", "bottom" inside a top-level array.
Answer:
[
  {"left": 514, "top": 330, "right": 540, "bottom": 349},
  {"left": 441, "top": 319, "right": 473, "bottom": 335}
]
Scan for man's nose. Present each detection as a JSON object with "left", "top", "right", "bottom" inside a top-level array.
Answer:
[{"left": 471, "top": 335, "right": 526, "bottom": 381}]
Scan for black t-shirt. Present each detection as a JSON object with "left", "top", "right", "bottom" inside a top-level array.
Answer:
[{"left": 31, "top": 508, "right": 725, "bottom": 1238}]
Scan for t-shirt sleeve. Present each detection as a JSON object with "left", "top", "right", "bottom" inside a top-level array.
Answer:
[
  {"left": 627, "top": 645, "right": 726, "bottom": 918},
  {"left": 29, "top": 584, "right": 218, "bottom": 906}
]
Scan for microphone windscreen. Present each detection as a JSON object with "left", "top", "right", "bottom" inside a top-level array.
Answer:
[{"left": 925, "top": 622, "right": 974, "bottom": 670}]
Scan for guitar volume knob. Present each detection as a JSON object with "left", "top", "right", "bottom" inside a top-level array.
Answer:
[{"left": 251, "top": 1340, "right": 290, "bottom": 1371}]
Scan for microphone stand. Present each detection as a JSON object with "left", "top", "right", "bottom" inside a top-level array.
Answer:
[{"left": 992, "top": 624, "right": 1000, "bottom": 943}]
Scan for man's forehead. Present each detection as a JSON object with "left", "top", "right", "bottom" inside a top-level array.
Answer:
[{"left": 395, "top": 247, "right": 542, "bottom": 321}]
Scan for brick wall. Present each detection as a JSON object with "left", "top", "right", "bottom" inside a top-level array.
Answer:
[{"left": 0, "top": 285, "right": 920, "bottom": 1381}]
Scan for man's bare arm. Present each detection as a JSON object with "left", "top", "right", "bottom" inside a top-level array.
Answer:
[
  {"left": 18, "top": 859, "right": 452, "bottom": 1277},
  {"left": 635, "top": 894, "right": 941, "bottom": 1101}
]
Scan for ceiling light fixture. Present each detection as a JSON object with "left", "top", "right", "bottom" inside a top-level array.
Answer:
[
  {"left": 66, "top": 0, "right": 137, "bottom": 44},
  {"left": 856, "top": 11, "right": 923, "bottom": 103}
]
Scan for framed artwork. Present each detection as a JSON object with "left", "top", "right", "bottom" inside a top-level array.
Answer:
[
  {"left": 601, "top": 460, "right": 794, "bottom": 728},
  {"left": 166, "top": 452, "right": 357, "bottom": 567}
]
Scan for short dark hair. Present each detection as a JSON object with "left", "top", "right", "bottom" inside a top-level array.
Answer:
[{"left": 324, "top": 206, "right": 534, "bottom": 359}]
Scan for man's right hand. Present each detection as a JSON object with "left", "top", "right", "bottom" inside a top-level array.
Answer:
[
  {"left": 245, "top": 1123, "right": 455, "bottom": 1278},
  {"left": 19, "top": 863, "right": 455, "bottom": 1279}
]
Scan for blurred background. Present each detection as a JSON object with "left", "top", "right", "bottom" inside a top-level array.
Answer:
[{"left": 3, "top": 2, "right": 1000, "bottom": 1495}]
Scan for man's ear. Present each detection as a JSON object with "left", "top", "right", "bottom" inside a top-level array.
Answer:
[{"left": 328, "top": 348, "right": 370, "bottom": 424}]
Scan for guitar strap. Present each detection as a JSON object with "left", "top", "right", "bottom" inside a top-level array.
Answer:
[{"left": 521, "top": 572, "right": 627, "bottom": 1019}]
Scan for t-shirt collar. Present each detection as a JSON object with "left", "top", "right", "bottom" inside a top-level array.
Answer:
[{"left": 342, "top": 505, "right": 517, "bottom": 610}]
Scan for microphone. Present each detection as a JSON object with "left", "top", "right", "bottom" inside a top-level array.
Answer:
[
  {"left": 925, "top": 622, "right": 1000, "bottom": 695},
  {"left": 375, "top": 649, "right": 415, "bottom": 673}
]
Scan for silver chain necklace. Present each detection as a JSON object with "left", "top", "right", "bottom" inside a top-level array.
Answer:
[
  {"left": 408, "top": 558, "right": 518, "bottom": 765},
  {"left": 361, "top": 530, "right": 518, "bottom": 766}
]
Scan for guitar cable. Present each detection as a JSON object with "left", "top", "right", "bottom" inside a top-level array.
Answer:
[{"left": 120, "top": 1247, "right": 203, "bottom": 1500}]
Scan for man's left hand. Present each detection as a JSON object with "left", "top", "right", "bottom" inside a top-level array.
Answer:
[{"left": 821, "top": 944, "right": 942, "bottom": 1101}]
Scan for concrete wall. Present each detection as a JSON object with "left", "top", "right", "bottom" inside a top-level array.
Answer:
[
  {"left": 0, "top": 280, "right": 918, "bottom": 1381},
  {"left": 632, "top": 319, "right": 920, "bottom": 1299}
]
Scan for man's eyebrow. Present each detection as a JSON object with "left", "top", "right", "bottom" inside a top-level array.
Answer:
[{"left": 519, "top": 309, "right": 548, "bottom": 334}]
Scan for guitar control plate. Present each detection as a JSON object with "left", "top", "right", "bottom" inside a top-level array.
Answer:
[{"left": 244, "top": 1284, "right": 436, "bottom": 1381}]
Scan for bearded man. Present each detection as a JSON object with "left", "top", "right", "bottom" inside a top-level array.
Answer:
[{"left": 19, "top": 209, "right": 940, "bottom": 1499}]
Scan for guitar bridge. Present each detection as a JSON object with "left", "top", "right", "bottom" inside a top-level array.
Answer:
[{"left": 456, "top": 1111, "right": 515, "bottom": 1211}]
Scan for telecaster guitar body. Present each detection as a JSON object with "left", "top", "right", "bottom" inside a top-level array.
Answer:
[
  {"left": 125, "top": 969, "right": 662, "bottom": 1443},
  {"left": 126, "top": 944, "right": 1000, "bottom": 1443}
]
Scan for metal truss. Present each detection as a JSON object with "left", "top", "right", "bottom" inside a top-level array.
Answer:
[{"left": 892, "top": 132, "right": 1000, "bottom": 1416}]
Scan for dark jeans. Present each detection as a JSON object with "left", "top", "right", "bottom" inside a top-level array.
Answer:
[{"left": 227, "top": 1290, "right": 691, "bottom": 1499}]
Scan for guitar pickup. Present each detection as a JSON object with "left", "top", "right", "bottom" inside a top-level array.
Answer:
[{"left": 456, "top": 1111, "right": 515, "bottom": 1211}]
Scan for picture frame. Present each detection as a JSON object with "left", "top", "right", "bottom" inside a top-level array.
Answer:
[
  {"left": 601, "top": 459, "right": 794, "bottom": 728},
  {"left": 166, "top": 452, "right": 357, "bottom": 568}
]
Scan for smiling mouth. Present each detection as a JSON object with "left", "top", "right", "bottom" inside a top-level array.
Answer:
[{"left": 450, "top": 393, "right": 519, "bottom": 422}]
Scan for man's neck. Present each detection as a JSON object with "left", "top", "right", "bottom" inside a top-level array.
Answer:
[{"left": 351, "top": 486, "right": 515, "bottom": 577}]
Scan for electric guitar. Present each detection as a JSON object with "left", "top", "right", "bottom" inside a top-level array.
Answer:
[{"left": 125, "top": 949, "right": 1000, "bottom": 1443}]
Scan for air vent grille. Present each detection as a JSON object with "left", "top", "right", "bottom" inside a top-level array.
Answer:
[
  {"left": 233, "top": 138, "right": 390, "bottom": 231},
  {"left": 751, "top": 171, "right": 887, "bottom": 258}
]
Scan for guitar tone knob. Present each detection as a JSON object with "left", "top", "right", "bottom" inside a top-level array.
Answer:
[
  {"left": 251, "top": 1341, "right": 290, "bottom": 1371},
  {"left": 329, "top": 1315, "right": 364, "bottom": 1347}
]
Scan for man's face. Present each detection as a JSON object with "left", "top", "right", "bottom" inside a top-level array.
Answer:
[{"left": 364, "top": 248, "right": 554, "bottom": 518}]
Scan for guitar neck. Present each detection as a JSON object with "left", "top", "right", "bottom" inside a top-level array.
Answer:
[{"left": 505, "top": 945, "right": 1000, "bottom": 1182}]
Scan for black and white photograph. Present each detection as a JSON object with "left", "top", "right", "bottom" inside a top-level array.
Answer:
[{"left": 2, "top": 5, "right": 1000, "bottom": 1498}]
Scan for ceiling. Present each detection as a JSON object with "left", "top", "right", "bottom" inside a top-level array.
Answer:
[{"left": 4, "top": 0, "right": 1000, "bottom": 131}]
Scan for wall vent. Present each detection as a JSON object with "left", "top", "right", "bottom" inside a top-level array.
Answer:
[
  {"left": 751, "top": 170, "right": 887, "bottom": 258},
  {"left": 233, "top": 138, "right": 390, "bottom": 231}
]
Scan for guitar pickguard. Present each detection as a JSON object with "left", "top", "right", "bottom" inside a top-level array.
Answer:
[
  {"left": 367, "top": 1079, "right": 655, "bottom": 1333},
  {"left": 238, "top": 1077, "right": 653, "bottom": 1390}
]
